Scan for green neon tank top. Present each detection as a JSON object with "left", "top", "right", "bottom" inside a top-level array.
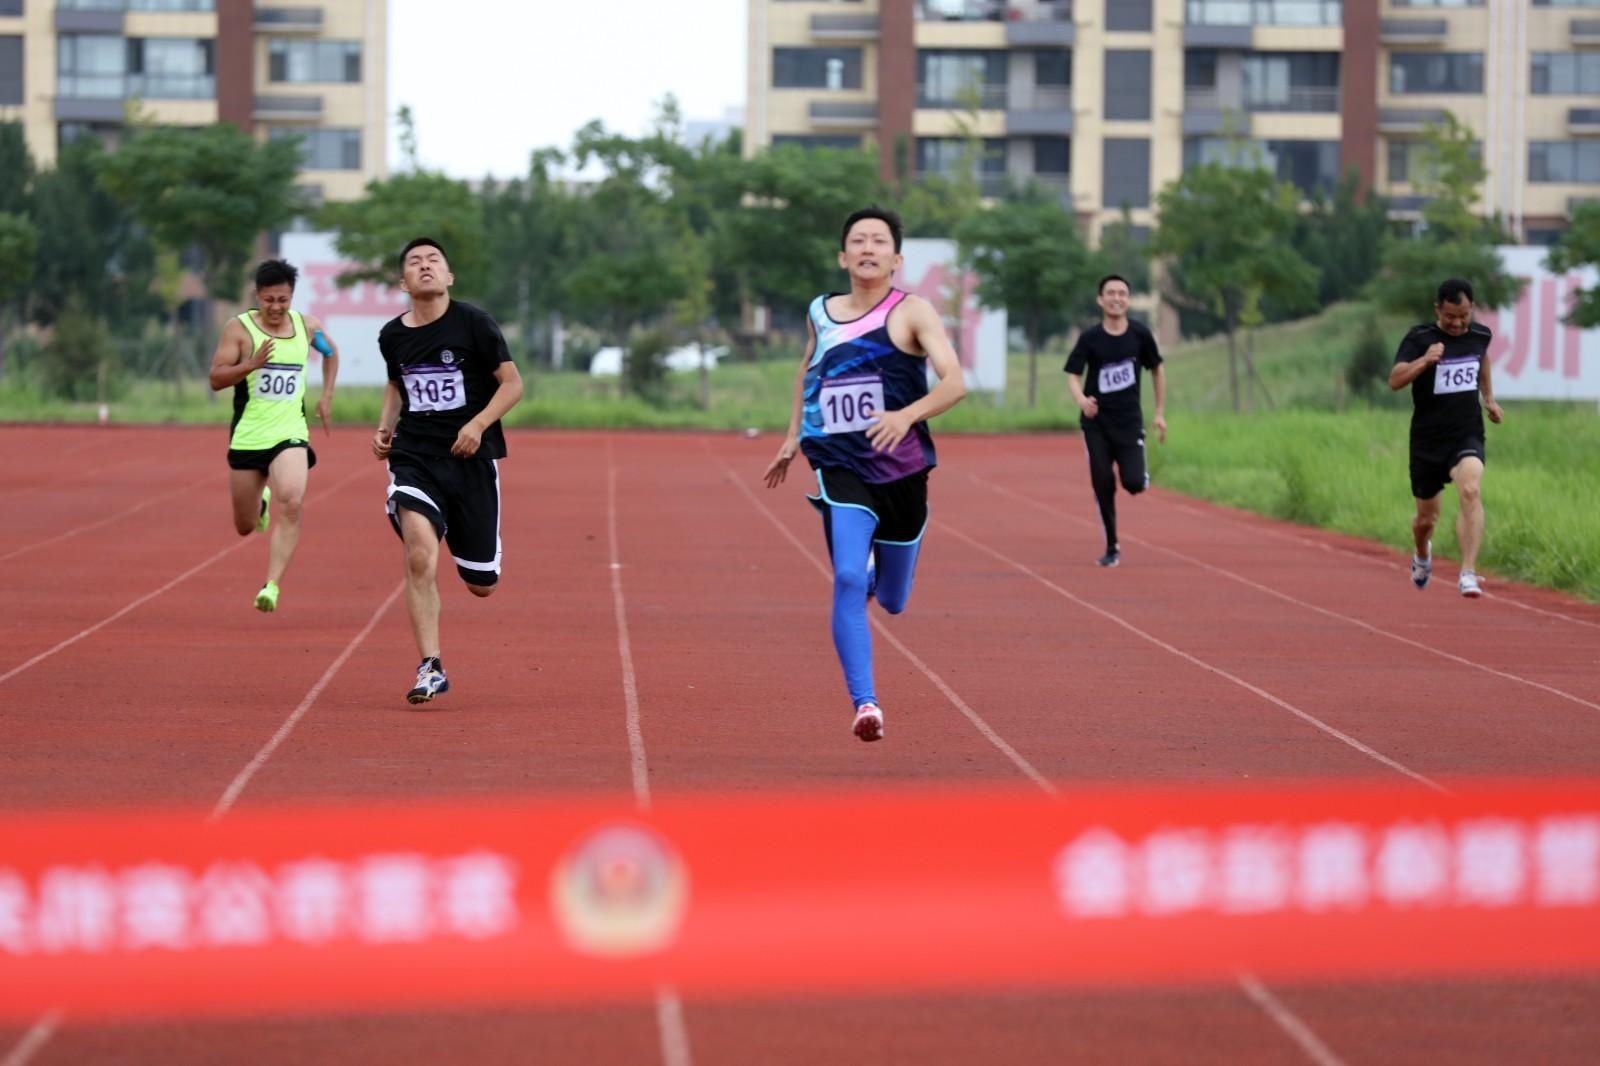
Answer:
[{"left": 229, "top": 309, "right": 310, "bottom": 451}]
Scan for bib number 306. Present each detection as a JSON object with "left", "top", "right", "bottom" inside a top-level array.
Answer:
[
  {"left": 255, "top": 364, "right": 301, "bottom": 401},
  {"left": 820, "top": 376, "right": 885, "bottom": 435},
  {"left": 1435, "top": 358, "right": 1480, "bottom": 395}
]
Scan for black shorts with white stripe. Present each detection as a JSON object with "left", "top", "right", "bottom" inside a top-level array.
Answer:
[{"left": 385, "top": 451, "right": 503, "bottom": 587}]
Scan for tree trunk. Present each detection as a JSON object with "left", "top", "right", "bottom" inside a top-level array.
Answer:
[
  {"left": 1026, "top": 318, "right": 1039, "bottom": 409},
  {"left": 1225, "top": 323, "right": 1240, "bottom": 414}
]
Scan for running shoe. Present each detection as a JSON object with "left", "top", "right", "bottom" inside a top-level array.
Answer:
[
  {"left": 406, "top": 657, "right": 450, "bottom": 704},
  {"left": 1096, "top": 550, "right": 1120, "bottom": 568},
  {"left": 852, "top": 702, "right": 884, "bottom": 742},
  {"left": 1459, "top": 571, "right": 1483, "bottom": 598},
  {"left": 253, "top": 580, "right": 279, "bottom": 613},
  {"left": 1410, "top": 542, "right": 1432, "bottom": 590},
  {"left": 255, "top": 486, "right": 272, "bottom": 534}
]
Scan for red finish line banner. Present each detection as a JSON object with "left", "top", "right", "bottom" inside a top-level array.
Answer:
[{"left": 1, "top": 781, "right": 1599, "bottom": 1021}]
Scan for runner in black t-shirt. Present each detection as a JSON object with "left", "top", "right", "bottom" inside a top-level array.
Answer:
[
  {"left": 371, "top": 237, "right": 524, "bottom": 704},
  {"left": 1064, "top": 274, "right": 1167, "bottom": 567},
  {"left": 1388, "top": 277, "right": 1505, "bottom": 598}
]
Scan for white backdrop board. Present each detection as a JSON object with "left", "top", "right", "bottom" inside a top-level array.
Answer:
[
  {"left": 279, "top": 232, "right": 411, "bottom": 387},
  {"left": 899, "top": 239, "right": 1007, "bottom": 395},
  {"left": 1475, "top": 246, "right": 1600, "bottom": 405}
]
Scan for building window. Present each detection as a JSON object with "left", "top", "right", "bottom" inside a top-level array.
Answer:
[
  {"left": 129, "top": 38, "right": 214, "bottom": 98},
  {"left": 1389, "top": 52, "right": 1484, "bottom": 94},
  {"left": 917, "top": 136, "right": 1008, "bottom": 194},
  {"left": 771, "top": 134, "right": 864, "bottom": 151},
  {"left": 1529, "top": 141, "right": 1600, "bottom": 183},
  {"left": 1034, "top": 49, "right": 1070, "bottom": 87},
  {"left": 1530, "top": 0, "right": 1600, "bottom": 7},
  {"left": 1531, "top": 53, "right": 1600, "bottom": 95},
  {"left": 772, "top": 47, "right": 862, "bottom": 90},
  {"left": 1103, "top": 50, "right": 1152, "bottom": 120},
  {"left": 1386, "top": 138, "right": 1479, "bottom": 184},
  {"left": 1187, "top": 0, "right": 1344, "bottom": 23},
  {"left": 1107, "top": 0, "right": 1152, "bottom": 31},
  {"left": 57, "top": 34, "right": 126, "bottom": 98},
  {"left": 1102, "top": 138, "right": 1150, "bottom": 208},
  {"left": 0, "top": 1, "right": 20, "bottom": 16},
  {"left": 56, "top": 0, "right": 216, "bottom": 8},
  {"left": 1241, "top": 52, "right": 1339, "bottom": 111},
  {"left": 1033, "top": 137, "right": 1070, "bottom": 174},
  {"left": 268, "top": 40, "right": 361, "bottom": 84},
  {"left": 1390, "top": 1, "right": 1484, "bottom": 7},
  {"left": 0, "top": 36, "right": 20, "bottom": 106},
  {"left": 917, "top": 50, "right": 1007, "bottom": 108},
  {"left": 269, "top": 127, "right": 362, "bottom": 171}
]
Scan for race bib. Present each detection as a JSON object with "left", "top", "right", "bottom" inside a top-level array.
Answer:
[
  {"left": 819, "top": 375, "right": 885, "bottom": 435},
  {"left": 403, "top": 366, "right": 466, "bottom": 413},
  {"left": 255, "top": 363, "right": 303, "bottom": 402},
  {"left": 1099, "top": 359, "right": 1136, "bottom": 394},
  {"left": 1435, "top": 358, "right": 1480, "bottom": 395}
]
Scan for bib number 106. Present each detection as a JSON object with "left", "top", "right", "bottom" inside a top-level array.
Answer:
[{"left": 820, "top": 377, "right": 885, "bottom": 435}]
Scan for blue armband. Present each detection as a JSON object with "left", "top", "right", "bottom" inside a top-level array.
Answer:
[{"left": 312, "top": 330, "right": 334, "bottom": 356}]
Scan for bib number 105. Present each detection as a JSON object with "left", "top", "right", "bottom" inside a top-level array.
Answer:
[
  {"left": 820, "top": 376, "right": 885, "bottom": 435},
  {"left": 403, "top": 368, "right": 467, "bottom": 413}
]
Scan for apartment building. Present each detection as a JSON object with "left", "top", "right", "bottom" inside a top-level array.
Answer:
[
  {"left": 747, "top": 0, "right": 1600, "bottom": 244},
  {"left": 0, "top": 0, "right": 386, "bottom": 203}
]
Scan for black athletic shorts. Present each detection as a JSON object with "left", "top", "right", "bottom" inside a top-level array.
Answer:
[
  {"left": 1409, "top": 435, "right": 1485, "bottom": 500},
  {"left": 807, "top": 466, "right": 930, "bottom": 544},
  {"left": 386, "top": 451, "right": 503, "bottom": 587},
  {"left": 227, "top": 439, "right": 317, "bottom": 472}
]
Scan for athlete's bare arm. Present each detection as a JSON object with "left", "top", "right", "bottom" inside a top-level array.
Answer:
[
  {"left": 764, "top": 318, "right": 816, "bottom": 488},
  {"left": 208, "top": 318, "right": 272, "bottom": 391},
  {"left": 373, "top": 381, "right": 402, "bottom": 460},
  {"left": 867, "top": 295, "right": 966, "bottom": 453},
  {"left": 305, "top": 313, "right": 339, "bottom": 436},
  {"left": 1479, "top": 351, "right": 1504, "bottom": 424}
]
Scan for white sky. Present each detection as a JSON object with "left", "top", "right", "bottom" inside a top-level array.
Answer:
[{"left": 386, "top": 0, "right": 748, "bottom": 180}]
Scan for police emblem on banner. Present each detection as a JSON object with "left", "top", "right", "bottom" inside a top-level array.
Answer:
[{"left": 548, "top": 824, "right": 689, "bottom": 956}]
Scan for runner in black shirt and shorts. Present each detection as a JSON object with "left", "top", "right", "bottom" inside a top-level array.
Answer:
[
  {"left": 1064, "top": 274, "right": 1167, "bottom": 567},
  {"left": 1389, "top": 277, "right": 1504, "bottom": 598},
  {"left": 371, "top": 237, "right": 524, "bottom": 704}
]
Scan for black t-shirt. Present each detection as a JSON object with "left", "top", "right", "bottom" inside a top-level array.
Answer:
[
  {"left": 1064, "top": 321, "right": 1163, "bottom": 426},
  {"left": 380, "top": 301, "right": 514, "bottom": 460},
  {"left": 1394, "top": 321, "right": 1491, "bottom": 444}
]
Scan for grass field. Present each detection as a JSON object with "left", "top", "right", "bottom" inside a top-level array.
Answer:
[{"left": 4, "top": 302, "right": 1596, "bottom": 599}]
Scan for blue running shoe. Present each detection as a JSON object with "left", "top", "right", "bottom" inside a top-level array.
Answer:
[
  {"left": 406, "top": 657, "right": 449, "bottom": 705},
  {"left": 1411, "top": 542, "right": 1432, "bottom": 591}
]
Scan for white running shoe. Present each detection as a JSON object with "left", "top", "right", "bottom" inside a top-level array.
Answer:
[
  {"left": 1459, "top": 571, "right": 1483, "bottom": 598},
  {"left": 852, "top": 702, "right": 884, "bottom": 742},
  {"left": 1410, "top": 542, "right": 1432, "bottom": 590}
]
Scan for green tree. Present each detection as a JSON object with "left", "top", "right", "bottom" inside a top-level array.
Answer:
[
  {"left": 41, "top": 296, "right": 118, "bottom": 402},
  {"left": 479, "top": 148, "right": 577, "bottom": 364},
  {"left": 958, "top": 187, "right": 1104, "bottom": 408},
  {"left": 318, "top": 169, "right": 489, "bottom": 297},
  {"left": 1153, "top": 152, "right": 1319, "bottom": 412},
  {"left": 1097, "top": 205, "right": 1152, "bottom": 296},
  {"left": 0, "top": 213, "right": 37, "bottom": 379},
  {"left": 0, "top": 121, "right": 35, "bottom": 216},
  {"left": 1369, "top": 113, "right": 1522, "bottom": 317},
  {"left": 1545, "top": 200, "right": 1600, "bottom": 328},
  {"left": 1295, "top": 170, "right": 1390, "bottom": 307}
]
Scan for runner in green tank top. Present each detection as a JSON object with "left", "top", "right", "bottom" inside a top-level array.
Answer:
[{"left": 208, "top": 259, "right": 341, "bottom": 613}]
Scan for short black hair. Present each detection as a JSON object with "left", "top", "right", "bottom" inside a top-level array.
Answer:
[
  {"left": 399, "top": 236, "right": 448, "bottom": 272},
  {"left": 840, "top": 206, "right": 903, "bottom": 253},
  {"left": 254, "top": 259, "right": 298, "bottom": 291},
  {"left": 1098, "top": 274, "right": 1131, "bottom": 295},
  {"left": 1436, "top": 278, "right": 1474, "bottom": 305}
]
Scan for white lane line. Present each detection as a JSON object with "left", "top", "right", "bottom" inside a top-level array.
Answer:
[
  {"left": 985, "top": 479, "right": 1600, "bottom": 717},
  {"left": 209, "top": 581, "right": 406, "bottom": 821},
  {"left": 938, "top": 520, "right": 1448, "bottom": 795},
  {"left": 717, "top": 462, "right": 1057, "bottom": 795},
  {"left": 605, "top": 441, "right": 694, "bottom": 1066},
  {"left": 0, "top": 474, "right": 212, "bottom": 564},
  {"left": 0, "top": 1012, "right": 61, "bottom": 1066},
  {"left": 1237, "top": 973, "right": 1349, "bottom": 1066},
  {"left": 0, "top": 465, "right": 373, "bottom": 688}
]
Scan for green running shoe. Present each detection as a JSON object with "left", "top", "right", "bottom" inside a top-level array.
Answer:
[
  {"left": 255, "top": 486, "right": 272, "bottom": 534},
  {"left": 254, "top": 581, "right": 280, "bottom": 613}
]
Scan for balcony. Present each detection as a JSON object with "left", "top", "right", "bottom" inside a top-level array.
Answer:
[
  {"left": 1380, "top": 18, "right": 1447, "bottom": 45},
  {"left": 810, "top": 13, "right": 877, "bottom": 41},
  {"left": 55, "top": 8, "right": 124, "bottom": 32},
  {"left": 1185, "top": 1, "right": 1341, "bottom": 27},
  {"left": 1006, "top": 0, "right": 1074, "bottom": 47},
  {"left": 915, "top": 0, "right": 1003, "bottom": 21},
  {"left": 253, "top": 93, "right": 322, "bottom": 121},
  {"left": 254, "top": 7, "right": 324, "bottom": 33},
  {"left": 807, "top": 99, "right": 877, "bottom": 129},
  {"left": 1569, "top": 108, "right": 1600, "bottom": 135},
  {"left": 1573, "top": 19, "right": 1600, "bottom": 47},
  {"left": 1183, "top": 85, "right": 1338, "bottom": 117},
  {"left": 1378, "top": 106, "right": 1448, "bottom": 134},
  {"left": 57, "top": 73, "right": 215, "bottom": 102},
  {"left": 917, "top": 82, "right": 1008, "bottom": 110},
  {"left": 1007, "top": 86, "right": 1073, "bottom": 135}
]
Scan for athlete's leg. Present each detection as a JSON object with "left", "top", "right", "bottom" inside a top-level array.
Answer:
[
  {"left": 1116, "top": 431, "right": 1149, "bottom": 496},
  {"left": 1082, "top": 422, "right": 1118, "bottom": 555},
  {"left": 1412, "top": 493, "right": 1441, "bottom": 559},
  {"left": 1452, "top": 456, "right": 1486, "bottom": 574},
  {"left": 399, "top": 507, "right": 443, "bottom": 661},
  {"left": 873, "top": 526, "right": 925, "bottom": 616},
  {"left": 823, "top": 504, "right": 879, "bottom": 708},
  {"left": 446, "top": 458, "right": 502, "bottom": 600},
  {"left": 229, "top": 468, "right": 268, "bottom": 536},
  {"left": 263, "top": 446, "right": 309, "bottom": 586}
]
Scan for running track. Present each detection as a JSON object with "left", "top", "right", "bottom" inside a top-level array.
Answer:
[{"left": 2, "top": 424, "right": 1599, "bottom": 1065}]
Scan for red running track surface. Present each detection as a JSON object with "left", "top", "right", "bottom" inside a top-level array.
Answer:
[{"left": 2, "top": 424, "right": 1598, "bottom": 1065}]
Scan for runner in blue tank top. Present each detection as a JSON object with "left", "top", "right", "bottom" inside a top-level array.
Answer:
[{"left": 763, "top": 206, "right": 968, "bottom": 742}]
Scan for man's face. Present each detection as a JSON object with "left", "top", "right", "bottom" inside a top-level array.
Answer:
[
  {"left": 1098, "top": 281, "right": 1131, "bottom": 318},
  {"left": 257, "top": 284, "right": 293, "bottom": 324},
  {"left": 401, "top": 245, "right": 453, "bottom": 298},
  {"left": 837, "top": 220, "right": 901, "bottom": 282},
  {"left": 1435, "top": 295, "right": 1473, "bottom": 337}
]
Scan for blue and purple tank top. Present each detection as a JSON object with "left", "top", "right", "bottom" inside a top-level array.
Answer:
[{"left": 798, "top": 288, "right": 936, "bottom": 484}]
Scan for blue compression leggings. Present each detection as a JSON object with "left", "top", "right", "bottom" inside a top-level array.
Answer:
[{"left": 822, "top": 505, "right": 925, "bottom": 710}]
